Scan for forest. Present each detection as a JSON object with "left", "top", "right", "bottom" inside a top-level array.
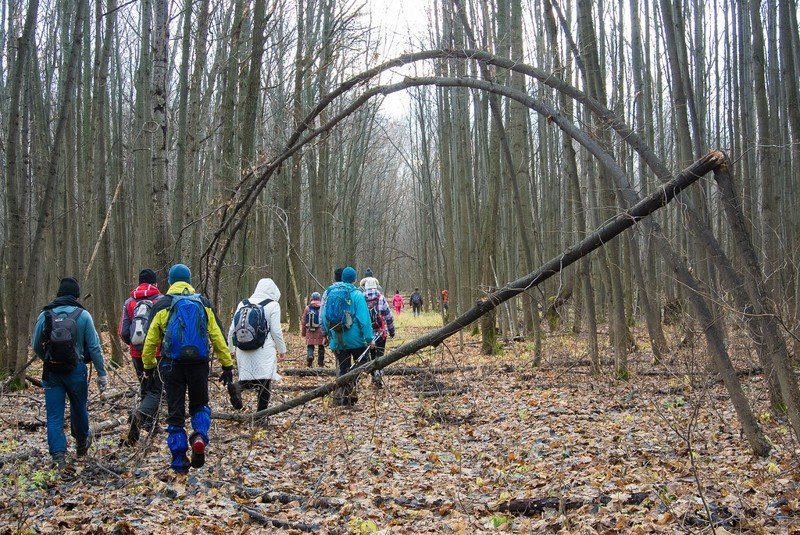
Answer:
[{"left": 1, "top": 0, "right": 800, "bottom": 532}]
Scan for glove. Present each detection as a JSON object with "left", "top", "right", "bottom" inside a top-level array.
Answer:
[
  {"left": 220, "top": 366, "right": 234, "bottom": 386},
  {"left": 389, "top": 330, "right": 395, "bottom": 339},
  {"left": 96, "top": 374, "right": 108, "bottom": 392}
]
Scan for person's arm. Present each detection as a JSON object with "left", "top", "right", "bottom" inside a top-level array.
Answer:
[
  {"left": 268, "top": 303, "right": 287, "bottom": 355},
  {"left": 141, "top": 307, "right": 167, "bottom": 369},
  {"left": 205, "top": 306, "right": 234, "bottom": 367},
  {"left": 81, "top": 311, "right": 108, "bottom": 376},
  {"left": 352, "top": 291, "right": 374, "bottom": 345},
  {"left": 119, "top": 299, "right": 132, "bottom": 345},
  {"left": 31, "top": 312, "right": 46, "bottom": 359},
  {"left": 380, "top": 296, "right": 395, "bottom": 337},
  {"left": 227, "top": 314, "right": 236, "bottom": 355}
]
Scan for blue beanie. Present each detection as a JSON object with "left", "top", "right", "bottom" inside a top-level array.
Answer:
[
  {"left": 342, "top": 267, "right": 357, "bottom": 284},
  {"left": 168, "top": 263, "right": 192, "bottom": 284}
]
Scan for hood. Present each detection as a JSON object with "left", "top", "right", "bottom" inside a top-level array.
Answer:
[
  {"left": 131, "top": 283, "right": 161, "bottom": 300},
  {"left": 250, "top": 278, "right": 280, "bottom": 303},
  {"left": 167, "top": 281, "right": 196, "bottom": 295},
  {"left": 364, "top": 287, "right": 382, "bottom": 301}
]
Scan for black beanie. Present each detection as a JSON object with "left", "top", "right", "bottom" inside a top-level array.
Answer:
[
  {"left": 334, "top": 268, "right": 344, "bottom": 282},
  {"left": 139, "top": 268, "right": 157, "bottom": 284},
  {"left": 57, "top": 277, "right": 81, "bottom": 298},
  {"left": 365, "top": 268, "right": 374, "bottom": 277}
]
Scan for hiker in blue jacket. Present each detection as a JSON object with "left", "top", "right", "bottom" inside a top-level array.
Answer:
[
  {"left": 31, "top": 277, "right": 108, "bottom": 468},
  {"left": 320, "top": 266, "right": 374, "bottom": 406}
]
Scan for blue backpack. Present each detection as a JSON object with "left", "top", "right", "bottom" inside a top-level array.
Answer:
[
  {"left": 325, "top": 284, "right": 353, "bottom": 333},
  {"left": 163, "top": 292, "right": 209, "bottom": 360}
]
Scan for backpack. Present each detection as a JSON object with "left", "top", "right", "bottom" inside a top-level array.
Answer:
[
  {"left": 129, "top": 298, "right": 155, "bottom": 351},
  {"left": 44, "top": 308, "right": 83, "bottom": 374},
  {"left": 162, "top": 292, "right": 209, "bottom": 360},
  {"left": 306, "top": 304, "right": 321, "bottom": 331},
  {"left": 367, "top": 298, "right": 383, "bottom": 330},
  {"left": 325, "top": 284, "right": 353, "bottom": 333},
  {"left": 411, "top": 292, "right": 422, "bottom": 306},
  {"left": 232, "top": 299, "right": 272, "bottom": 350}
]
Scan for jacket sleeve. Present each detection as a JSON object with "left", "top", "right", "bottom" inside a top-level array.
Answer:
[
  {"left": 31, "top": 312, "right": 46, "bottom": 359},
  {"left": 81, "top": 311, "right": 108, "bottom": 377},
  {"left": 320, "top": 299, "right": 329, "bottom": 337},
  {"left": 119, "top": 299, "right": 132, "bottom": 345},
  {"left": 352, "top": 291, "right": 374, "bottom": 344},
  {"left": 380, "top": 296, "right": 395, "bottom": 336},
  {"left": 268, "top": 303, "right": 287, "bottom": 354},
  {"left": 141, "top": 308, "right": 167, "bottom": 369},
  {"left": 205, "top": 306, "right": 233, "bottom": 367},
  {"left": 227, "top": 314, "right": 236, "bottom": 355}
]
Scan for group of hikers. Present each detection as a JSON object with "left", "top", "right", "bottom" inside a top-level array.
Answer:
[{"left": 32, "top": 264, "right": 416, "bottom": 473}]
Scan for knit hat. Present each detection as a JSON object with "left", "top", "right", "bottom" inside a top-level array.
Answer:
[
  {"left": 334, "top": 268, "right": 344, "bottom": 282},
  {"left": 57, "top": 277, "right": 81, "bottom": 298},
  {"left": 342, "top": 267, "right": 357, "bottom": 284},
  {"left": 365, "top": 268, "right": 374, "bottom": 277},
  {"left": 138, "top": 268, "right": 158, "bottom": 285},
  {"left": 168, "top": 264, "right": 192, "bottom": 284},
  {"left": 311, "top": 291, "right": 321, "bottom": 300}
]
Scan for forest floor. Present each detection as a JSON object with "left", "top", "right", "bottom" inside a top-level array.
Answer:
[{"left": 1, "top": 312, "right": 799, "bottom": 534}]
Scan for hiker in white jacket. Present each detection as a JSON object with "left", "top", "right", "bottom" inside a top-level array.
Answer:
[{"left": 226, "top": 278, "right": 287, "bottom": 413}]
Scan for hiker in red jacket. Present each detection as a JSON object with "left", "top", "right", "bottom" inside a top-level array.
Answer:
[
  {"left": 119, "top": 269, "right": 163, "bottom": 384},
  {"left": 118, "top": 269, "right": 164, "bottom": 446}
]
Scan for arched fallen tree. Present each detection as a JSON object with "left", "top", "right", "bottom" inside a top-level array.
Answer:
[
  {"left": 214, "top": 150, "right": 771, "bottom": 456},
  {"left": 201, "top": 50, "right": 799, "bottom": 455}
]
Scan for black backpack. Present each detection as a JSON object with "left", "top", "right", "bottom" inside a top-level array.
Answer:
[
  {"left": 44, "top": 309, "right": 83, "bottom": 374},
  {"left": 232, "top": 299, "right": 272, "bottom": 350}
]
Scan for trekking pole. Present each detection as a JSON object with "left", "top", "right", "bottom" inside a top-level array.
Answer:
[{"left": 354, "top": 334, "right": 383, "bottom": 368}]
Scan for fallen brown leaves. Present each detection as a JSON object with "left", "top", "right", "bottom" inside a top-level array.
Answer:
[{"left": 1, "top": 321, "right": 799, "bottom": 533}]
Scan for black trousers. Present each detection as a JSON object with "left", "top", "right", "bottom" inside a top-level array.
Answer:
[
  {"left": 159, "top": 360, "right": 209, "bottom": 428},
  {"left": 335, "top": 347, "right": 365, "bottom": 403},
  {"left": 238, "top": 379, "right": 271, "bottom": 412}
]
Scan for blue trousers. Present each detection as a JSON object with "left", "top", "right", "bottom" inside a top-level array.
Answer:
[{"left": 43, "top": 362, "right": 90, "bottom": 457}]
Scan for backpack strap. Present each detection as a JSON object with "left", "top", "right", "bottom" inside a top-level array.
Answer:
[
  {"left": 257, "top": 299, "right": 272, "bottom": 307},
  {"left": 241, "top": 299, "right": 251, "bottom": 307},
  {"left": 66, "top": 308, "right": 83, "bottom": 321}
]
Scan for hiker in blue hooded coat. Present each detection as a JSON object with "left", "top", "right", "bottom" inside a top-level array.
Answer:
[{"left": 320, "top": 266, "right": 374, "bottom": 406}]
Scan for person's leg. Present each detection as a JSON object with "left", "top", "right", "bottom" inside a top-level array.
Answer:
[
  {"left": 64, "top": 365, "right": 91, "bottom": 455},
  {"left": 160, "top": 360, "right": 190, "bottom": 473},
  {"left": 345, "top": 348, "right": 363, "bottom": 405},
  {"left": 137, "top": 368, "right": 164, "bottom": 431},
  {"left": 43, "top": 375, "right": 68, "bottom": 460},
  {"left": 187, "top": 363, "right": 211, "bottom": 468},
  {"left": 334, "top": 350, "right": 350, "bottom": 405},
  {"left": 131, "top": 358, "right": 148, "bottom": 397},
  {"left": 317, "top": 345, "right": 325, "bottom": 367},
  {"left": 371, "top": 338, "right": 386, "bottom": 387},
  {"left": 306, "top": 345, "right": 314, "bottom": 367},
  {"left": 255, "top": 379, "right": 271, "bottom": 412}
]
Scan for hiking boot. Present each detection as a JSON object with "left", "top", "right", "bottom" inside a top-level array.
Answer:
[
  {"left": 52, "top": 453, "right": 66, "bottom": 469},
  {"left": 307, "top": 358, "right": 314, "bottom": 368},
  {"left": 227, "top": 382, "right": 243, "bottom": 410},
  {"left": 76, "top": 433, "right": 93, "bottom": 457},
  {"left": 122, "top": 414, "right": 141, "bottom": 447},
  {"left": 372, "top": 371, "right": 384, "bottom": 389},
  {"left": 190, "top": 436, "right": 206, "bottom": 469}
]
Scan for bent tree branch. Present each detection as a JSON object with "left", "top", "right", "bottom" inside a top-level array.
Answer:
[{"left": 215, "top": 152, "right": 714, "bottom": 418}]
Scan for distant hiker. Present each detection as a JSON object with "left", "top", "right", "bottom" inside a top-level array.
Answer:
[
  {"left": 392, "top": 290, "right": 403, "bottom": 315},
  {"left": 302, "top": 292, "right": 326, "bottom": 367},
  {"left": 118, "top": 268, "right": 165, "bottom": 446},
  {"left": 410, "top": 288, "right": 423, "bottom": 317},
  {"left": 140, "top": 264, "right": 234, "bottom": 474},
  {"left": 360, "top": 268, "right": 380, "bottom": 290},
  {"left": 31, "top": 277, "right": 108, "bottom": 468},
  {"left": 321, "top": 266, "right": 374, "bottom": 406},
  {"left": 441, "top": 289, "right": 449, "bottom": 314},
  {"left": 364, "top": 287, "right": 395, "bottom": 388},
  {"left": 226, "top": 278, "right": 287, "bottom": 414}
]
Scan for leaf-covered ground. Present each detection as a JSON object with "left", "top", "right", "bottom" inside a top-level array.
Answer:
[{"left": 1, "top": 313, "right": 799, "bottom": 533}]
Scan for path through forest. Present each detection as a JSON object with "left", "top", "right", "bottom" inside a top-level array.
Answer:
[{"left": 1, "top": 314, "right": 798, "bottom": 533}]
